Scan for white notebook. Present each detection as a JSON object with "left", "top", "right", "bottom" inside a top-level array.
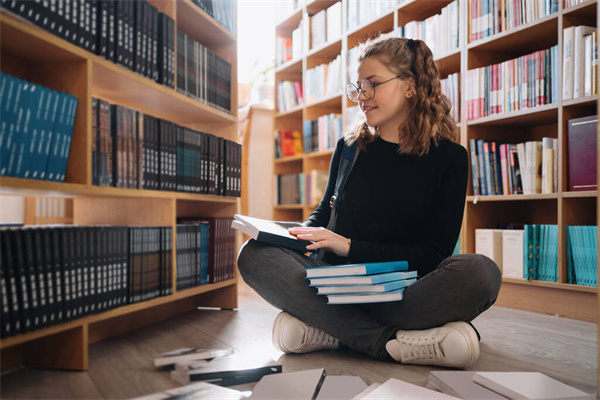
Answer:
[
  {"left": 472, "top": 372, "right": 593, "bottom": 400},
  {"left": 352, "top": 378, "right": 460, "bottom": 399}
]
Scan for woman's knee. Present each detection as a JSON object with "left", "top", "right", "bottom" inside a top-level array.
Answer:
[{"left": 452, "top": 254, "right": 502, "bottom": 301}]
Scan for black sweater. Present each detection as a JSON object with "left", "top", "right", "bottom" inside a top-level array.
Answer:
[{"left": 305, "top": 136, "right": 468, "bottom": 277}]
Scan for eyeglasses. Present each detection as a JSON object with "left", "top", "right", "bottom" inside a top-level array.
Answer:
[{"left": 346, "top": 76, "right": 401, "bottom": 102}]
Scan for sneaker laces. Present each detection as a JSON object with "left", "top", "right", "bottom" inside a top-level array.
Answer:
[
  {"left": 398, "top": 334, "right": 444, "bottom": 362},
  {"left": 304, "top": 325, "right": 338, "bottom": 348}
]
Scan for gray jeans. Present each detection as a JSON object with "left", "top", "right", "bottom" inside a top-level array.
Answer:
[{"left": 237, "top": 240, "right": 502, "bottom": 360}]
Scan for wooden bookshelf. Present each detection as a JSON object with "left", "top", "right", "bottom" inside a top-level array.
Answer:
[
  {"left": 0, "top": 0, "right": 238, "bottom": 372},
  {"left": 274, "top": 0, "right": 599, "bottom": 322}
]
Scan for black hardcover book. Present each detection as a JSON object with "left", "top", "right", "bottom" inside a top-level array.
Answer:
[
  {"left": 32, "top": 228, "right": 50, "bottom": 328},
  {"left": 63, "top": 0, "right": 73, "bottom": 43},
  {"left": 89, "top": 0, "right": 97, "bottom": 54},
  {"left": 167, "top": 16, "right": 174, "bottom": 88},
  {"left": 122, "top": 0, "right": 131, "bottom": 69},
  {"left": 107, "top": 0, "right": 115, "bottom": 62},
  {"left": 39, "top": 229, "right": 56, "bottom": 325},
  {"left": 92, "top": 97, "right": 99, "bottom": 185},
  {"left": 133, "top": 0, "right": 143, "bottom": 74},
  {"left": 80, "top": 227, "right": 90, "bottom": 316},
  {"left": 176, "top": 30, "right": 186, "bottom": 94},
  {"left": 48, "top": 227, "right": 64, "bottom": 322},
  {"left": 22, "top": 229, "right": 42, "bottom": 330},
  {"left": 59, "top": 227, "right": 73, "bottom": 320},
  {"left": 186, "top": 36, "right": 196, "bottom": 99},
  {"left": 97, "top": 227, "right": 107, "bottom": 312},
  {"left": 128, "top": 227, "right": 136, "bottom": 303},
  {"left": 77, "top": 0, "right": 87, "bottom": 49},
  {"left": 119, "top": 227, "right": 129, "bottom": 305},
  {"left": 157, "top": 12, "right": 167, "bottom": 85},
  {"left": 87, "top": 227, "right": 97, "bottom": 314},
  {"left": 144, "top": 3, "right": 153, "bottom": 79},
  {"left": 71, "top": 227, "right": 82, "bottom": 319},
  {"left": 4, "top": 229, "right": 23, "bottom": 335},
  {"left": 11, "top": 230, "right": 31, "bottom": 331},
  {"left": 114, "top": 0, "right": 124, "bottom": 66},
  {"left": 140, "top": 0, "right": 149, "bottom": 78},
  {"left": 151, "top": 4, "right": 159, "bottom": 82},
  {"left": 69, "top": 0, "right": 78, "bottom": 45},
  {"left": 0, "top": 229, "right": 13, "bottom": 337}
]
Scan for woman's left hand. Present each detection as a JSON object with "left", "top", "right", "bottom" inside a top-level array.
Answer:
[{"left": 288, "top": 227, "right": 350, "bottom": 257}]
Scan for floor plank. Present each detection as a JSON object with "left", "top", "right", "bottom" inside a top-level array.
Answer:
[{"left": 0, "top": 281, "right": 597, "bottom": 398}]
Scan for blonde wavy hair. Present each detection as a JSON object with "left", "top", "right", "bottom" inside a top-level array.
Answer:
[{"left": 344, "top": 37, "right": 459, "bottom": 156}]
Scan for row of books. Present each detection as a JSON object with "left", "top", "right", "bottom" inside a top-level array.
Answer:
[
  {"left": 306, "top": 261, "right": 416, "bottom": 304},
  {"left": 393, "top": 0, "right": 460, "bottom": 59},
  {"left": 563, "top": 26, "right": 597, "bottom": 101},
  {"left": 440, "top": 72, "right": 461, "bottom": 123},
  {"left": 566, "top": 225, "right": 597, "bottom": 287},
  {"left": 275, "top": 173, "right": 305, "bottom": 205},
  {"left": 275, "top": 36, "right": 294, "bottom": 66},
  {"left": 176, "top": 31, "right": 232, "bottom": 113},
  {"left": 469, "top": 0, "right": 558, "bottom": 43},
  {"left": 92, "top": 98, "right": 242, "bottom": 197},
  {"left": 2, "top": 0, "right": 176, "bottom": 88},
  {"left": 176, "top": 217, "right": 235, "bottom": 289},
  {"left": 469, "top": 138, "right": 558, "bottom": 196},
  {"left": 304, "top": 55, "right": 343, "bottom": 103},
  {"left": 276, "top": 81, "right": 303, "bottom": 113},
  {"left": 565, "top": 0, "right": 592, "bottom": 6},
  {"left": 465, "top": 46, "right": 559, "bottom": 120},
  {"left": 303, "top": 113, "right": 344, "bottom": 154},
  {"left": 309, "top": 2, "right": 342, "bottom": 50},
  {"left": 304, "top": 170, "right": 329, "bottom": 206},
  {"left": 346, "top": 0, "right": 396, "bottom": 31},
  {"left": 189, "top": 0, "right": 236, "bottom": 34},
  {"left": 1, "top": 73, "right": 78, "bottom": 182},
  {"left": 0, "top": 225, "right": 159, "bottom": 338},
  {"left": 35, "top": 197, "right": 70, "bottom": 220},
  {"left": 274, "top": 129, "right": 303, "bottom": 158}
]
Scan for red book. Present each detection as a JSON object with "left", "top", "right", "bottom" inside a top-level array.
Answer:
[{"left": 567, "top": 115, "right": 598, "bottom": 191}]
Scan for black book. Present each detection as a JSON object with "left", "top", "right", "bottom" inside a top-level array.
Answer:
[
  {"left": 133, "top": 0, "right": 143, "bottom": 74},
  {"left": 69, "top": 0, "right": 78, "bottom": 45},
  {"left": 167, "top": 16, "right": 174, "bottom": 88},
  {"left": 119, "top": 227, "right": 129, "bottom": 305},
  {"left": 59, "top": 227, "right": 73, "bottom": 320},
  {"left": 4, "top": 229, "right": 23, "bottom": 335},
  {"left": 86, "top": 227, "right": 97, "bottom": 315},
  {"left": 48, "top": 227, "right": 64, "bottom": 322},
  {"left": 80, "top": 226, "right": 90, "bottom": 316},
  {"left": 21, "top": 228, "right": 42, "bottom": 330},
  {"left": 107, "top": 0, "right": 116, "bottom": 62},
  {"left": 176, "top": 30, "right": 186, "bottom": 94},
  {"left": 63, "top": 0, "right": 73, "bottom": 44},
  {"left": 0, "top": 229, "right": 14, "bottom": 337},
  {"left": 32, "top": 228, "right": 50, "bottom": 328},
  {"left": 151, "top": 4, "right": 159, "bottom": 82},
  {"left": 89, "top": 0, "right": 97, "bottom": 54},
  {"left": 12, "top": 229, "right": 32, "bottom": 331},
  {"left": 77, "top": 0, "right": 87, "bottom": 50},
  {"left": 97, "top": 226, "right": 108, "bottom": 311},
  {"left": 70, "top": 226, "right": 82, "bottom": 319},
  {"left": 114, "top": 0, "right": 124, "bottom": 66},
  {"left": 231, "top": 214, "right": 310, "bottom": 253}
]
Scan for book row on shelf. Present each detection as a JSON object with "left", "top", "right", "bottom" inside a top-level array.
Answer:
[
  {"left": 1, "top": 73, "right": 77, "bottom": 182},
  {"left": 475, "top": 224, "right": 598, "bottom": 287},
  {"left": 188, "top": 0, "right": 235, "bottom": 34},
  {"left": 176, "top": 217, "right": 235, "bottom": 290},
  {"left": 0, "top": 217, "right": 236, "bottom": 339},
  {"left": 305, "top": 55, "right": 343, "bottom": 104},
  {"left": 274, "top": 170, "right": 328, "bottom": 206},
  {"left": 276, "top": 80, "right": 303, "bottom": 113},
  {"left": 2, "top": 0, "right": 176, "bottom": 88},
  {"left": 273, "top": 114, "right": 343, "bottom": 159},
  {"left": 176, "top": 30, "right": 232, "bottom": 114},
  {"left": 563, "top": 27, "right": 598, "bottom": 100},
  {"left": 565, "top": 0, "right": 594, "bottom": 6},
  {"left": 308, "top": 1, "right": 342, "bottom": 50},
  {"left": 92, "top": 98, "right": 242, "bottom": 197},
  {"left": 465, "top": 46, "right": 558, "bottom": 120},
  {"left": 346, "top": 0, "right": 396, "bottom": 32},
  {"left": 468, "top": 0, "right": 559, "bottom": 43}
]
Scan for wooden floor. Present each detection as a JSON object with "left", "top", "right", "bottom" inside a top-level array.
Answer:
[{"left": 1, "top": 280, "right": 597, "bottom": 399}]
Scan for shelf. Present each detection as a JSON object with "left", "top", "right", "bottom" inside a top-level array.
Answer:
[
  {"left": 275, "top": 106, "right": 304, "bottom": 119},
  {"left": 467, "top": 103, "right": 559, "bottom": 127},
  {"left": 274, "top": 204, "right": 304, "bottom": 210},
  {"left": 305, "top": 93, "right": 343, "bottom": 110},
  {"left": 435, "top": 49, "right": 461, "bottom": 77},
  {"left": 468, "top": 193, "right": 559, "bottom": 202},
  {"left": 502, "top": 277, "right": 596, "bottom": 293},
  {"left": 0, "top": 176, "right": 239, "bottom": 203},
  {"left": 0, "top": 279, "right": 237, "bottom": 349},
  {"left": 306, "top": 39, "right": 342, "bottom": 69},
  {"left": 563, "top": 190, "right": 599, "bottom": 198},
  {"left": 563, "top": 0, "right": 597, "bottom": 17},
  {"left": 467, "top": 13, "right": 559, "bottom": 54},
  {"left": 563, "top": 95, "right": 598, "bottom": 108},
  {"left": 275, "top": 58, "right": 303, "bottom": 80},
  {"left": 177, "top": 0, "right": 236, "bottom": 46},
  {"left": 347, "top": 11, "right": 395, "bottom": 49},
  {"left": 275, "top": 155, "right": 304, "bottom": 164},
  {"left": 306, "top": 0, "right": 339, "bottom": 15},
  {"left": 305, "top": 149, "right": 335, "bottom": 160},
  {"left": 275, "top": 8, "right": 303, "bottom": 36},
  {"left": 397, "top": 0, "right": 455, "bottom": 26}
]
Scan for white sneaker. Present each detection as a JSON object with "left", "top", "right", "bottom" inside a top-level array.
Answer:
[
  {"left": 272, "top": 312, "right": 340, "bottom": 354},
  {"left": 385, "top": 322, "right": 480, "bottom": 369}
]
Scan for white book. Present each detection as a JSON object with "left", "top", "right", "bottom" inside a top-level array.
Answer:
[
  {"left": 131, "top": 381, "right": 243, "bottom": 400},
  {"left": 326, "top": 2, "right": 342, "bottom": 42},
  {"left": 475, "top": 229, "right": 504, "bottom": 272},
  {"left": 316, "top": 375, "right": 368, "bottom": 400},
  {"left": 541, "top": 137, "right": 554, "bottom": 194},
  {"left": 472, "top": 372, "right": 594, "bottom": 400},
  {"left": 351, "top": 378, "right": 460, "bottom": 399},
  {"left": 562, "top": 27, "right": 575, "bottom": 101},
  {"left": 426, "top": 371, "right": 507, "bottom": 399},
  {"left": 154, "top": 348, "right": 234, "bottom": 368},
  {"left": 502, "top": 230, "right": 525, "bottom": 279},
  {"left": 249, "top": 368, "right": 325, "bottom": 399},
  {"left": 573, "top": 26, "right": 596, "bottom": 99},
  {"left": 583, "top": 34, "right": 593, "bottom": 97},
  {"left": 516, "top": 142, "right": 529, "bottom": 194}
]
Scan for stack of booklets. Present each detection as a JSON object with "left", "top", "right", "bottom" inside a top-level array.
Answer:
[
  {"left": 425, "top": 371, "right": 593, "bottom": 399},
  {"left": 306, "top": 261, "right": 416, "bottom": 304},
  {"left": 131, "top": 381, "right": 244, "bottom": 400}
]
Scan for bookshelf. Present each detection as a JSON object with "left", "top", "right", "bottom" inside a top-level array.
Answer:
[
  {"left": 0, "top": 0, "right": 238, "bottom": 372},
  {"left": 273, "top": 0, "right": 598, "bottom": 322}
]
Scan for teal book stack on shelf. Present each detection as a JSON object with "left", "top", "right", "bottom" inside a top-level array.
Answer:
[{"left": 305, "top": 261, "right": 417, "bottom": 304}]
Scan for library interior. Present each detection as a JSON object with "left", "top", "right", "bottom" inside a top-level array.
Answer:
[{"left": 0, "top": 0, "right": 599, "bottom": 398}]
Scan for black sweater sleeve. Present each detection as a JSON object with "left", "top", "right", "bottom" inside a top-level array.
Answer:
[{"left": 346, "top": 143, "right": 469, "bottom": 276}]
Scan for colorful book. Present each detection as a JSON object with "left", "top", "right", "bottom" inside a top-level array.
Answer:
[
  {"left": 305, "top": 261, "right": 409, "bottom": 278},
  {"left": 315, "top": 278, "right": 416, "bottom": 295},
  {"left": 567, "top": 115, "right": 597, "bottom": 191},
  {"left": 308, "top": 271, "right": 417, "bottom": 286}
]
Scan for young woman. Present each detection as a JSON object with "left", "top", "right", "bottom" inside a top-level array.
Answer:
[{"left": 237, "top": 37, "right": 501, "bottom": 368}]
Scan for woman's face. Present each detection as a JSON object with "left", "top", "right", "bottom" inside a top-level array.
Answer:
[{"left": 356, "top": 57, "right": 413, "bottom": 137}]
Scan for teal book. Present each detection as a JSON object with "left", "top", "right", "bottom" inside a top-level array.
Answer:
[
  {"left": 315, "top": 278, "right": 416, "bottom": 295},
  {"left": 305, "top": 261, "right": 409, "bottom": 278},
  {"left": 308, "top": 271, "right": 417, "bottom": 286},
  {"left": 326, "top": 288, "right": 406, "bottom": 304}
]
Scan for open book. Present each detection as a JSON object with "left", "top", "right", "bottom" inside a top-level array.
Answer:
[{"left": 231, "top": 214, "right": 312, "bottom": 252}]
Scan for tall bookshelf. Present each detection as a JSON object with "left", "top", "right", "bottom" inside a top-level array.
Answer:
[
  {"left": 274, "top": 0, "right": 598, "bottom": 322},
  {"left": 0, "top": 0, "right": 238, "bottom": 371}
]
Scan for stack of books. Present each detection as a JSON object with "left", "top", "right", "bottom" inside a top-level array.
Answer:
[{"left": 306, "top": 261, "right": 417, "bottom": 304}]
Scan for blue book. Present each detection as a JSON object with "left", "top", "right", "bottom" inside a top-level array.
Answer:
[
  {"left": 46, "top": 92, "right": 68, "bottom": 181},
  {"left": 305, "top": 261, "right": 409, "bottom": 278},
  {"left": 476, "top": 139, "right": 488, "bottom": 195},
  {"left": 37, "top": 89, "right": 58, "bottom": 181},
  {"left": 56, "top": 95, "right": 78, "bottom": 182},
  {"left": 22, "top": 84, "right": 46, "bottom": 179},
  {"left": 6, "top": 79, "right": 31, "bottom": 177},
  {"left": 308, "top": 271, "right": 417, "bottom": 286},
  {"left": 0, "top": 73, "right": 16, "bottom": 176},
  {"left": 326, "top": 288, "right": 406, "bottom": 304},
  {"left": 315, "top": 278, "right": 416, "bottom": 295}
]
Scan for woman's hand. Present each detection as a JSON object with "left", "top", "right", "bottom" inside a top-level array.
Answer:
[{"left": 289, "top": 227, "right": 351, "bottom": 257}]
